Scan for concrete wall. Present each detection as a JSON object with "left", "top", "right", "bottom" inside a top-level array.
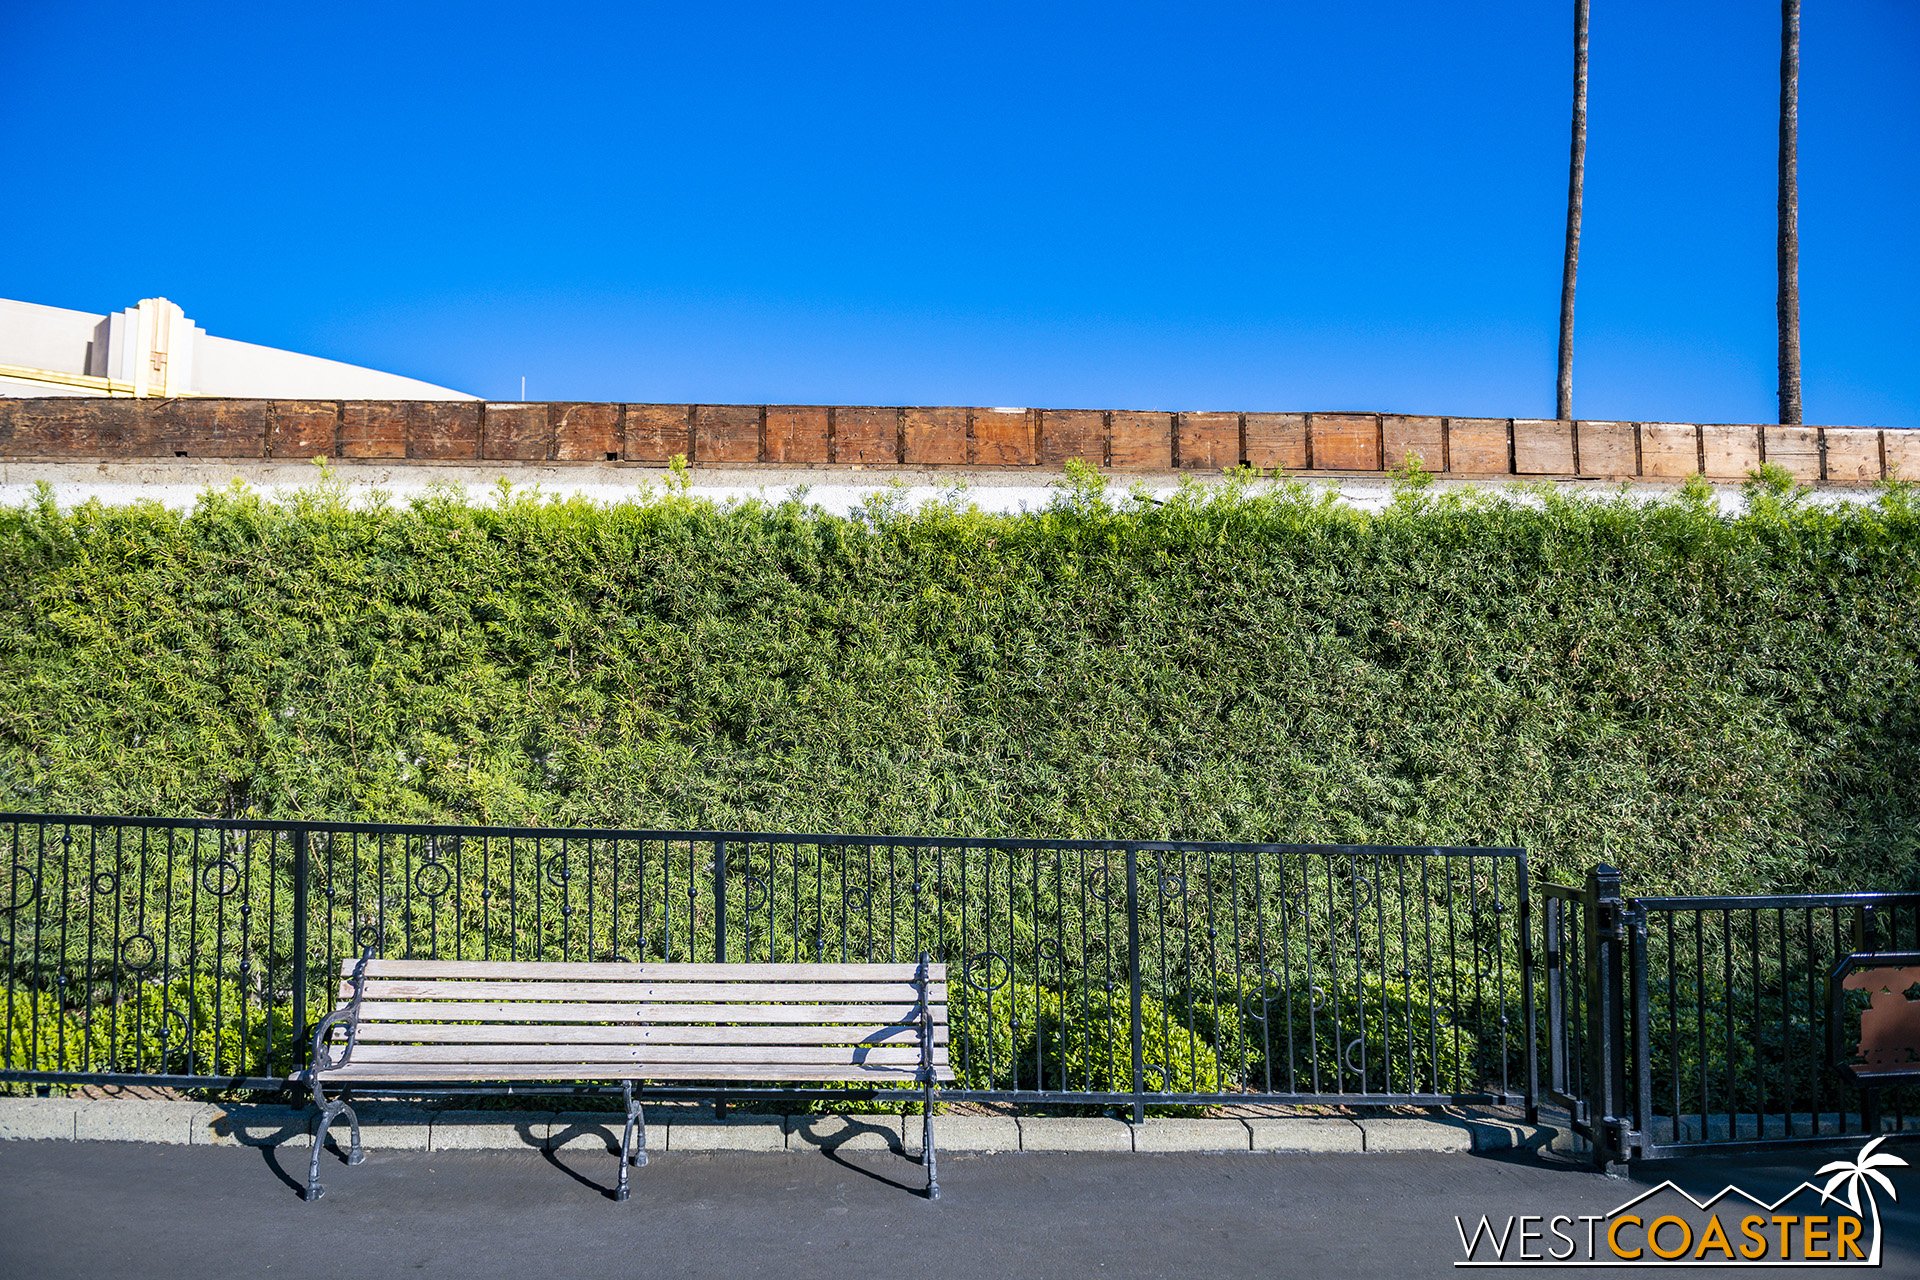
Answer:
[{"left": 0, "top": 398, "right": 1912, "bottom": 485}]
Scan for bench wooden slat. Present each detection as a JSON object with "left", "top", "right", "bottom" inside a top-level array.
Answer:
[
  {"left": 350, "top": 1000, "right": 942, "bottom": 1025},
  {"left": 317, "top": 1062, "right": 954, "bottom": 1082},
  {"left": 343, "top": 960, "right": 944, "bottom": 982},
  {"left": 348, "top": 1043, "right": 938, "bottom": 1067},
  {"left": 342, "top": 980, "right": 946, "bottom": 1004},
  {"left": 313, "top": 958, "right": 954, "bottom": 1096},
  {"left": 348, "top": 1023, "right": 950, "bottom": 1046}
]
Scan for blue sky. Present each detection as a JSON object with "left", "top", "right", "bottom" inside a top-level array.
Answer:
[{"left": 4, "top": 2, "right": 1915, "bottom": 424}]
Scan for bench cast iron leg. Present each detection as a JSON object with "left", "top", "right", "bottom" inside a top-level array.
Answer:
[
  {"left": 922, "top": 1080, "right": 939, "bottom": 1201},
  {"left": 306, "top": 1098, "right": 363, "bottom": 1201},
  {"left": 617, "top": 1082, "right": 643, "bottom": 1202}
]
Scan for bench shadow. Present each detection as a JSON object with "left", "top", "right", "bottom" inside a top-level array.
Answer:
[
  {"left": 543, "top": 1118, "right": 627, "bottom": 1200},
  {"left": 203, "top": 1106, "right": 312, "bottom": 1199},
  {"left": 789, "top": 1117, "right": 927, "bottom": 1197},
  {"left": 220, "top": 1110, "right": 931, "bottom": 1202}
]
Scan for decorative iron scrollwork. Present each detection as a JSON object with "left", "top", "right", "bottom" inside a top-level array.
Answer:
[
  {"left": 412, "top": 861, "right": 451, "bottom": 898},
  {"left": 119, "top": 934, "right": 156, "bottom": 971},
  {"left": 199, "top": 858, "right": 240, "bottom": 898},
  {"left": 741, "top": 875, "right": 769, "bottom": 913},
  {"left": 963, "top": 951, "right": 1011, "bottom": 993},
  {"left": 4, "top": 865, "right": 36, "bottom": 913},
  {"left": 157, "top": 1005, "right": 191, "bottom": 1056}
]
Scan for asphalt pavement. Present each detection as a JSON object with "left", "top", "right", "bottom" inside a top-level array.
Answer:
[{"left": 4, "top": 1139, "right": 1918, "bottom": 1278}]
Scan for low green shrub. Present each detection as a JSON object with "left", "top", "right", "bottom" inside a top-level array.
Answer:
[
  {"left": 951, "top": 982, "right": 1223, "bottom": 1096},
  {"left": 2, "top": 976, "right": 292, "bottom": 1082}
]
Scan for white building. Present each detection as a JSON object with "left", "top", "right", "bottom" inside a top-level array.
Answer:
[{"left": 0, "top": 296, "right": 474, "bottom": 400}]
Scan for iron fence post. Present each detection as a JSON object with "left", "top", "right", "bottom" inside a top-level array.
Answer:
[
  {"left": 712, "top": 838, "right": 728, "bottom": 964},
  {"left": 1125, "top": 850, "right": 1145, "bottom": 1126},
  {"left": 1517, "top": 857, "right": 1539, "bottom": 1124},
  {"left": 1544, "top": 896, "right": 1569, "bottom": 1107},
  {"left": 1628, "top": 903, "right": 1653, "bottom": 1150},
  {"left": 712, "top": 837, "right": 727, "bottom": 1120},
  {"left": 1582, "top": 863, "right": 1633, "bottom": 1170},
  {"left": 291, "top": 826, "right": 310, "bottom": 1056},
  {"left": 1855, "top": 904, "right": 1882, "bottom": 1136}
]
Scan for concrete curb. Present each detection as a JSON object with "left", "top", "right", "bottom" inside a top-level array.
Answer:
[
  {"left": 1245, "top": 1118, "right": 1366, "bottom": 1152},
  {"left": 1354, "top": 1118, "right": 1474, "bottom": 1154},
  {"left": 1130, "top": 1119, "right": 1254, "bottom": 1153},
  {"left": 0, "top": 1097, "right": 78, "bottom": 1141},
  {"left": 1016, "top": 1117, "right": 1134, "bottom": 1152},
  {"left": 907, "top": 1115, "right": 1020, "bottom": 1154},
  {"left": 666, "top": 1113, "right": 786, "bottom": 1153},
  {"left": 0, "top": 1098, "right": 1554, "bottom": 1156}
]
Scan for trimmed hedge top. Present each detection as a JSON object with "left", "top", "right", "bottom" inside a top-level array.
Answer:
[{"left": 3, "top": 466, "right": 1917, "bottom": 895}]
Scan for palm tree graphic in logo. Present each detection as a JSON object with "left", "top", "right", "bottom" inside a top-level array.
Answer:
[{"left": 1817, "top": 1135, "right": 1908, "bottom": 1264}]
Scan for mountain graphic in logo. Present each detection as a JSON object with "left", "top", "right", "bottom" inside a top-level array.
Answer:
[{"left": 1455, "top": 1136, "right": 1907, "bottom": 1267}]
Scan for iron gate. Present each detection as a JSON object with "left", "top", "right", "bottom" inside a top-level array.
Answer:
[
  {"left": 1541, "top": 865, "right": 1920, "bottom": 1165},
  {"left": 0, "top": 814, "right": 1535, "bottom": 1115}
]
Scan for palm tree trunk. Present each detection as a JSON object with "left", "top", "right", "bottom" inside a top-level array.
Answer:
[
  {"left": 1778, "top": 0, "right": 1802, "bottom": 424},
  {"left": 1556, "top": 0, "right": 1591, "bottom": 423}
]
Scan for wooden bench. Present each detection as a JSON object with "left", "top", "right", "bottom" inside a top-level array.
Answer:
[{"left": 296, "top": 950, "right": 952, "bottom": 1202}]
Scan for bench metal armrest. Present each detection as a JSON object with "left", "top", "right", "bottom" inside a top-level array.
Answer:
[
  {"left": 306, "top": 943, "right": 377, "bottom": 1080},
  {"left": 914, "top": 951, "right": 938, "bottom": 1088}
]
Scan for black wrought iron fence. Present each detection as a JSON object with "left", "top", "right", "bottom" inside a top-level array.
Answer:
[
  {"left": 1632, "top": 892, "right": 1920, "bottom": 1156},
  {"left": 0, "top": 814, "right": 1534, "bottom": 1113},
  {"left": 1539, "top": 865, "right": 1920, "bottom": 1166},
  {"left": 1538, "top": 881, "right": 1595, "bottom": 1140}
]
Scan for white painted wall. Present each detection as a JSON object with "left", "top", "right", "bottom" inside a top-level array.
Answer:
[
  {"left": 190, "top": 331, "right": 476, "bottom": 399},
  {"left": 0, "top": 296, "right": 475, "bottom": 400},
  {"left": 0, "top": 458, "right": 1886, "bottom": 518},
  {"left": 0, "top": 298, "right": 102, "bottom": 374}
]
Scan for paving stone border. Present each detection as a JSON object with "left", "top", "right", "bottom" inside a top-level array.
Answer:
[{"left": 0, "top": 1098, "right": 1551, "bottom": 1155}]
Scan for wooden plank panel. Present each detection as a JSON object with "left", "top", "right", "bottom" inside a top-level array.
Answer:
[
  {"left": 1308, "top": 413, "right": 1380, "bottom": 470},
  {"left": 1244, "top": 412, "right": 1308, "bottom": 471},
  {"left": 1762, "top": 425, "right": 1821, "bottom": 481},
  {"left": 1380, "top": 415, "right": 1444, "bottom": 472},
  {"left": 349, "top": 980, "right": 943, "bottom": 1003},
  {"left": 323, "top": 1063, "right": 950, "bottom": 1082},
  {"left": 1512, "top": 420, "right": 1575, "bottom": 475},
  {"left": 351, "top": 1023, "right": 948, "bottom": 1045},
  {"left": 902, "top": 407, "right": 968, "bottom": 466},
  {"left": 348, "top": 1044, "right": 928, "bottom": 1066},
  {"left": 1108, "top": 411, "right": 1174, "bottom": 470},
  {"left": 349, "top": 1001, "right": 942, "bottom": 1024},
  {"left": 1038, "top": 409, "right": 1105, "bottom": 466},
  {"left": 1176, "top": 412, "right": 1239, "bottom": 470},
  {"left": 345, "top": 961, "right": 939, "bottom": 981},
  {"left": 832, "top": 406, "right": 899, "bottom": 464},
  {"left": 1576, "top": 422, "right": 1637, "bottom": 478},
  {"left": 1639, "top": 423, "right": 1700, "bottom": 477},
  {"left": 1447, "top": 418, "right": 1511, "bottom": 474},
  {"left": 1824, "top": 428, "right": 1883, "bottom": 484}
]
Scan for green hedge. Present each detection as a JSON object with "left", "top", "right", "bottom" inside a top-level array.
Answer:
[{"left": 3, "top": 465, "right": 1918, "bottom": 895}]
